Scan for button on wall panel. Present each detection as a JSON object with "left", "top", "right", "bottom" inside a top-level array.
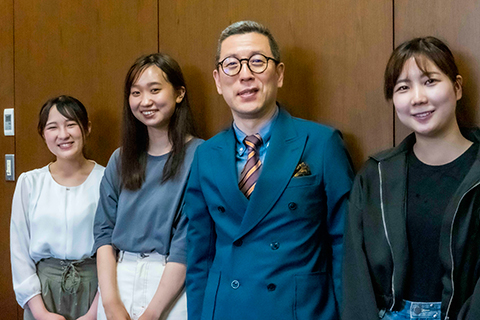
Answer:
[{"left": 5, "top": 154, "right": 15, "bottom": 181}]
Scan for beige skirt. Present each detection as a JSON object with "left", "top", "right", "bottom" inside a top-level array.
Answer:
[{"left": 24, "top": 257, "right": 98, "bottom": 320}]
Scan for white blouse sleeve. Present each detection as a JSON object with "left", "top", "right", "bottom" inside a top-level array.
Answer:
[{"left": 10, "top": 173, "right": 41, "bottom": 308}]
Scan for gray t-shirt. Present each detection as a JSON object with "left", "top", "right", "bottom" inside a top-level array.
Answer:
[{"left": 93, "top": 138, "right": 202, "bottom": 264}]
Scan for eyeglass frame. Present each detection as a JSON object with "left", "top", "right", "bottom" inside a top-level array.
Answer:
[{"left": 217, "top": 53, "right": 279, "bottom": 76}]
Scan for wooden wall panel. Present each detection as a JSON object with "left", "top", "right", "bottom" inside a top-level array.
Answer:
[
  {"left": 0, "top": 0, "right": 19, "bottom": 318},
  {"left": 394, "top": 0, "right": 480, "bottom": 144},
  {"left": 9, "top": 1, "right": 158, "bottom": 317},
  {"left": 158, "top": 0, "right": 393, "bottom": 169},
  {"left": 14, "top": 0, "right": 158, "bottom": 174}
]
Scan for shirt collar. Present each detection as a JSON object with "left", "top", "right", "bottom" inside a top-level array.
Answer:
[{"left": 233, "top": 106, "right": 279, "bottom": 155}]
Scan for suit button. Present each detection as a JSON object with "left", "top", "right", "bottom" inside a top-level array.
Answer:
[
  {"left": 288, "top": 202, "right": 297, "bottom": 210},
  {"left": 267, "top": 283, "right": 276, "bottom": 291},
  {"left": 217, "top": 206, "right": 225, "bottom": 213},
  {"left": 231, "top": 280, "right": 240, "bottom": 289},
  {"left": 233, "top": 239, "right": 243, "bottom": 247},
  {"left": 270, "top": 242, "right": 279, "bottom": 250}
]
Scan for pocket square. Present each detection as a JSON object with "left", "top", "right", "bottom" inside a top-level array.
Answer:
[{"left": 293, "top": 162, "right": 311, "bottom": 177}]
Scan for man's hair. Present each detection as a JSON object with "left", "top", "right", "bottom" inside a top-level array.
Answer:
[{"left": 215, "top": 20, "right": 281, "bottom": 64}]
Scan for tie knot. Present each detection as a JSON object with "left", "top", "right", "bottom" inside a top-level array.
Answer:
[{"left": 244, "top": 134, "right": 263, "bottom": 150}]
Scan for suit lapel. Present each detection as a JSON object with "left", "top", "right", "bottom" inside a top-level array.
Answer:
[
  {"left": 236, "top": 109, "right": 306, "bottom": 239},
  {"left": 212, "top": 128, "right": 248, "bottom": 219}
]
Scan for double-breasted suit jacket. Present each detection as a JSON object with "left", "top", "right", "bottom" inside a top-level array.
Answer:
[{"left": 185, "top": 108, "right": 354, "bottom": 320}]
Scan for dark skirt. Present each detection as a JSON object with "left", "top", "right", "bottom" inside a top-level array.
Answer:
[{"left": 24, "top": 257, "right": 98, "bottom": 320}]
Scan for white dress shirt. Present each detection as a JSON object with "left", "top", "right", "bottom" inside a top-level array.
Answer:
[{"left": 10, "top": 163, "right": 104, "bottom": 307}]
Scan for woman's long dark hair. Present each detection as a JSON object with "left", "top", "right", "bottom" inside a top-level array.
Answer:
[{"left": 121, "top": 53, "right": 197, "bottom": 190}]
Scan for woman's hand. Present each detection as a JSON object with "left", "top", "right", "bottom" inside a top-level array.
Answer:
[
  {"left": 76, "top": 310, "right": 97, "bottom": 320},
  {"left": 35, "top": 312, "right": 66, "bottom": 320},
  {"left": 103, "top": 300, "right": 131, "bottom": 320},
  {"left": 27, "top": 295, "right": 66, "bottom": 320},
  {"left": 136, "top": 262, "right": 186, "bottom": 320},
  {"left": 137, "top": 307, "right": 160, "bottom": 320},
  {"left": 75, "top": 291, "right": 99, "bottom": 320}
]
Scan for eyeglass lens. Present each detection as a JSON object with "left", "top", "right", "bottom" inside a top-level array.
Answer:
[{"left": 221, "top": 54, "right": 269, "bottom": 76}]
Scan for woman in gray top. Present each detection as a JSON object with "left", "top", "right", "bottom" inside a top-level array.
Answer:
[{"left": 94, "top": 53, "right": 202, "bottom": 320}]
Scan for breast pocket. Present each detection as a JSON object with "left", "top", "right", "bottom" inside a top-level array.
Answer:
[
  {"left": 287, "top": 174, "right": 318, "bottom": 188},
  {"left": 279, "top": 174, "right": 324, "bottom": 221}
]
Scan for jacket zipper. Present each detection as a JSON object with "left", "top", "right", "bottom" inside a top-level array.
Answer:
[
  {"left": 444, "top": 181, "right": 480, "bottom": 320},
  {"left": 378, "top": 163, "right": 396, "bottom": 311}
]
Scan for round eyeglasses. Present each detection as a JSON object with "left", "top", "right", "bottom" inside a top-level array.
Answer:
[{"left": 218, "top": 53, "right": 279, "bottom": 76}]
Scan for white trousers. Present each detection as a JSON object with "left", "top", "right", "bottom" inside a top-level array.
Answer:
[{"left": 97, "top": 251, "right": 187, "bottom": 320}]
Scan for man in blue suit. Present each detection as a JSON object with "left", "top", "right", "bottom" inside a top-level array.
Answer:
[{"left": 185, "top": 20, "right": 354, "bottom": 320}]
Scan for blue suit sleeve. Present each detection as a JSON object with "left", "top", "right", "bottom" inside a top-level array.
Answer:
[
  {"left": 322, "top": 130, "right": 354, "bottom": 309},
  {"left": 184, "top": 149, "right": 217, "bottom": 320}
]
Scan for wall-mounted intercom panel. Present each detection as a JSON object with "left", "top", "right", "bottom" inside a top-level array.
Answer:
[{"left": 4, "top": 108, "right": 14, "bottom": 136}]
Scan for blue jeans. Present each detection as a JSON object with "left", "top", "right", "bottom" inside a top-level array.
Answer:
[{"left": 382, "top": 300, "right": 441, "bottom": 319}]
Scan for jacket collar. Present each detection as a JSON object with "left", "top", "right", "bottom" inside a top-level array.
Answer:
[{"left": 372, "top": 127, "right": 480, "bottom": 307}]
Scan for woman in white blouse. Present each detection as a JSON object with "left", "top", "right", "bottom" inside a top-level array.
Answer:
[{"left": 10, "top": 95, "right": 105, "bottom": 320}]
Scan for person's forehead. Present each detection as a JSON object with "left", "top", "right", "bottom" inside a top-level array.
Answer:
[
  {"left": 399, "top": 56, "right": 440, "bottom": 76},
  {"left": 133, "top": 65, "right": 167, "bottom": 85},
  {"left": 220, "top": 32, "right": 272, "bottom": 58}
]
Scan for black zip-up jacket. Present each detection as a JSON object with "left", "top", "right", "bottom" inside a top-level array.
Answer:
[{"left": 343, "top": 129, "right": 480, "bottom": 320}]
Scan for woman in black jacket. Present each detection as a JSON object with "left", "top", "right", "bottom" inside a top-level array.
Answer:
[{"left": 343, "top": 37, "right": 480, "bottom": 320}]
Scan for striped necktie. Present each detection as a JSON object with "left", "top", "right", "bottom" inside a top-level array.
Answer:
[{"left": 239, "top": 134, "right": 263, "bottom": 199}]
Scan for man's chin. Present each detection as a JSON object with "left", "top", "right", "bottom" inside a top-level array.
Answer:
[{"left": 232, "top": 109, "right": 267, "bottom": 121}]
